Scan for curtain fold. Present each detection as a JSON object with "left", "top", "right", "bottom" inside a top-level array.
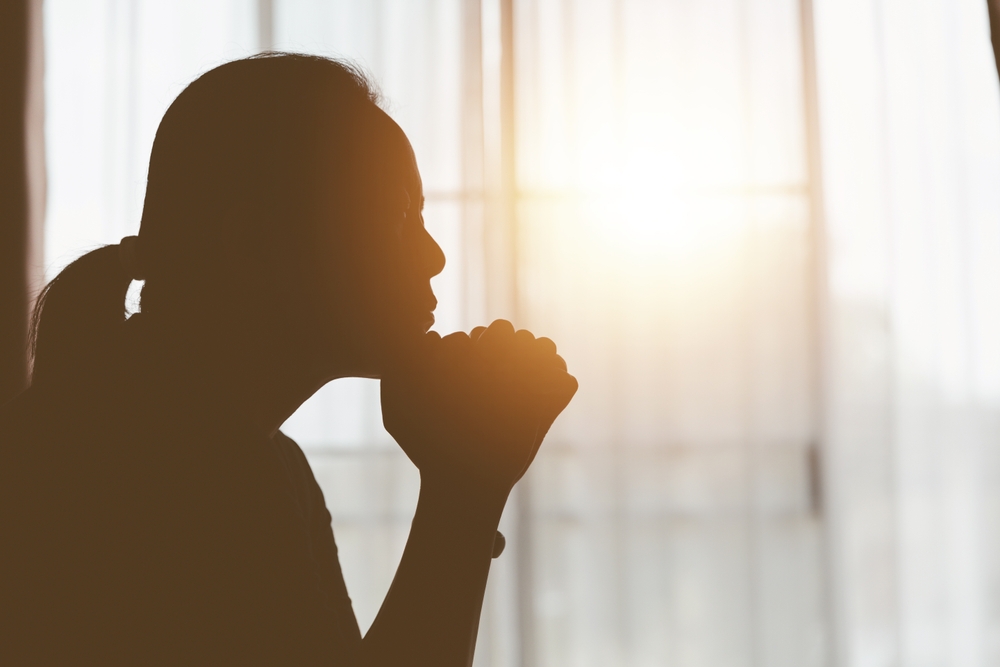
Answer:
[{"left": 0, "top": 0, "right": 44, "bottom": 404}]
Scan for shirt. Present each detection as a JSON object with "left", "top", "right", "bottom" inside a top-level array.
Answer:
[{"left": 0, "top": 340, "right": 362, "bottom": 665}]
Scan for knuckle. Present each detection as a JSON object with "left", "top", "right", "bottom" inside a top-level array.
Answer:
[{"left": 536, "top": 336, "right": 557, "bottom": 352}]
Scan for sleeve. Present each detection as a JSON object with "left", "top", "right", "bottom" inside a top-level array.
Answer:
[{"left": 272, "top": 431, "right": 363, "bottom": 651}]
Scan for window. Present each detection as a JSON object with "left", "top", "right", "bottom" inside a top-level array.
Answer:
[{"left": 43, "top": 1, "right": 1000, "bottom": 665}]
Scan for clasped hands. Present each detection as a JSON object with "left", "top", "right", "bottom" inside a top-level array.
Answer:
[{"left": 381, "top": 320, "right": 578, "bottom": 503}]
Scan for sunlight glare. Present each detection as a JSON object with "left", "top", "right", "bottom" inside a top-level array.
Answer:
[{"left": 584, "top": 143, "right": 741, "bottom": 268}]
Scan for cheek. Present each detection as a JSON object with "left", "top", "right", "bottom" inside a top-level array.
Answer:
[
  {"left": 337, "top": 247, "right": 404, "bottom": 324},
  {"left": 315, "top": 223, "right": 422, "bottom": 333},
  {"left": 356, "top": 230, "right": 412, "bottom": 296}
]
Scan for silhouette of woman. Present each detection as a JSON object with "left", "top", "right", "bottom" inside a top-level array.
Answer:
[{"left": 0, "top": 54, "right": 576, "bottom": 666}]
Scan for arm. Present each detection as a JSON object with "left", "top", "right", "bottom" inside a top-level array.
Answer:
[
  {"left": 359, "top": 478, "right": 505, "bottom": 666},
  {"left": 358, "top": 320, "right": 576, "bottom": 667}
]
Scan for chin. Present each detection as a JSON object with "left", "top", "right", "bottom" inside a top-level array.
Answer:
[
  {"left": 396, "top": 309, "right": 436, "bottom": 335},
  {"left": 354, "top": 320, "right": 432, "bottom": 375}
]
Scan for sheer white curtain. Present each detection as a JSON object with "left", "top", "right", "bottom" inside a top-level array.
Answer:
[
  {"left": 511, "top": 2, "right": 823, "bottom": 666},
  {"left": 41, "top": 1, "right": 1000, "bottom": 666},
  {"left": 813, "top": 0, "right": 1000, "bottom": 665}
]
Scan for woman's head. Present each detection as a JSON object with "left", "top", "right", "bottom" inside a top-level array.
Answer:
[{"left": 31, "top": 54, "right": 445, "bottom": 385}]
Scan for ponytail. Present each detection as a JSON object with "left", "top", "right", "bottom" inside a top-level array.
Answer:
[{"left": 29, "top": 245, "right": 133, "bottom": 386}]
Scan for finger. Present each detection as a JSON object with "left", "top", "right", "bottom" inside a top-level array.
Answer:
[
  {"left": 552, "top": 353, "right": 568, "bottom": 372},
  {"left": 470, "top": 325, "right": 488, "bottom": 341},
  {"left": 533, "top": 361, "right": 575, "bottom": 392},
  {"left": 477, "top": 319, "right": 516, "bottom": 352},
  {"left": 483, "top": 319, "right": 515, "bottom": 338},
  {"left": 538, "top": 370, "right": 578, "bottom": 407},
  {"left": 535, "top": 337, "right": 557, "bottom": 356},
  {"left": 558, "top": 371, "right": 579, "bottom": 399},
  {"left": 441, "top": 331, "right": 472, "bottom": 347},
  {"left": 514, "top": 329, "right": 535, "bottom": 346},
  {"left": 438, "top": 331, "right": 473, "bottom": 368},
  {"left": 522, "top": 335, "right": 562, "bottom": 373}
]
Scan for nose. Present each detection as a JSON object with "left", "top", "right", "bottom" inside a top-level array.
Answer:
[{"left": 421, "top": 227, "right": 446, "bottom": 278}]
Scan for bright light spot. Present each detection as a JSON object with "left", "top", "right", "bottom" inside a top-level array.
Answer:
[{"left": 583, "top": 145, "right": 741, "bottom": 267}]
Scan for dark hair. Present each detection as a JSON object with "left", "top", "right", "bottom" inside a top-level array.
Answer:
[{"left": 30, "top": 53, "right": 383, "bottom": 386}]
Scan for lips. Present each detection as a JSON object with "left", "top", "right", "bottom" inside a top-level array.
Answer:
[
  {"left": 419, "top": 293, "right": 436, "bottom": 330},
  {"left": 393, "top": 288, "right": 437, "bottom": 332},
  {"left": 409, "top": 296, "right": 437, "bottom": 332}
]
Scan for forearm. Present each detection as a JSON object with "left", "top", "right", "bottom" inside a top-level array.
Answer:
[{"left": 358, "top": 475, "right": 508, "bottom": 667}]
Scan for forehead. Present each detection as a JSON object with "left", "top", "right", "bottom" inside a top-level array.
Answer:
[
  {"left": 367, "top": 109, "right": 422, "bottom": 196},
  {"left": 311, "top": 104, "right": 423, "bottom": 220}
]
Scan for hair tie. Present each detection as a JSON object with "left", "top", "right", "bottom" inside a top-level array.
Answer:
[{"left": 118, "top": 235, "right": 146, "bottom": 281}]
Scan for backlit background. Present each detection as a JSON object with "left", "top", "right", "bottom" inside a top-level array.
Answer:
[{"left": 42, "top": 1, "right": 1000, "bottom": 665}]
